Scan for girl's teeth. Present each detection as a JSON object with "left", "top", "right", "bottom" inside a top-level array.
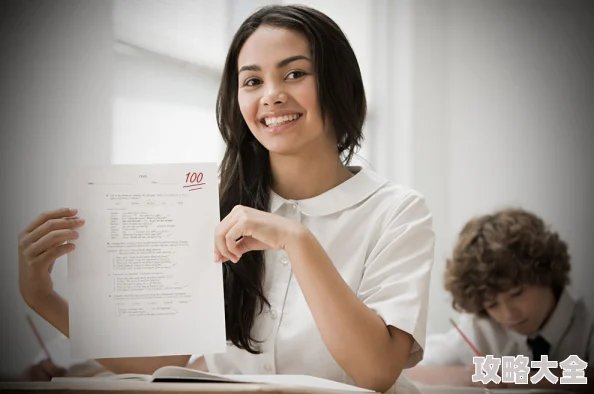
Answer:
[{"left": 265, "top": 114, "right": 299, "bottom": 127}]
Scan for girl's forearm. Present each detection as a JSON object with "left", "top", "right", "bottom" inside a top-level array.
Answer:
[{"left": 286, "top": 228, "right": 413, "bottom": 392}]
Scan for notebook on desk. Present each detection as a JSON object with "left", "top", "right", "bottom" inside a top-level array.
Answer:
[{"left": 52, "top": 365, "right": 373, "bottom": 392}]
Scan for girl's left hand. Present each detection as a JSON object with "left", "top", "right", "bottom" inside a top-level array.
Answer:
[
  {"left": 214, "top": 205, "right": 304, "bottom": 263},
  {"left": 22, "top": 359, "right": 67, "bottom": 381}
]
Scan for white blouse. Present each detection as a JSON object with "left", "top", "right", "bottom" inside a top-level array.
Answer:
[{"left": 205, "top": 167, "right": 434, "bottom": 390}]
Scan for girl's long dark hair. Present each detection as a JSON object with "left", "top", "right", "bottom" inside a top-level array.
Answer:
[{"left": 216, "top": 4, "right": 366, "bottom": 353}]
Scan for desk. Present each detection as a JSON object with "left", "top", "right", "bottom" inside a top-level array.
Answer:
[
  {"left": 0, "top": 381, "right": 337, "bottom": 393},
  {"left": 416, "top": 384, "right": 575, "bottom": 394},
  {"left": 0, "top": 381, "right": 575, "bottom": 394}
]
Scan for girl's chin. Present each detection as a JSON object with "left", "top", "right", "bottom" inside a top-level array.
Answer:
[{"left": 262, "top": 144, "right": 301, "bottom": 156}]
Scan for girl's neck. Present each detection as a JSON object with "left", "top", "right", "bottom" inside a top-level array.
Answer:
[{"left": 270, "top": 151, "right": 353, "bottom": 201}]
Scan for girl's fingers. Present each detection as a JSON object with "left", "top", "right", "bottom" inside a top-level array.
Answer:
[
  {"left": 214, "top": 231, "right": 238, "bottom": 263},
  {"left": 25, "top": 229, "right": 79, "bottom": 259},
  {"left": 214, "top": 212, "right": 241, "bottom": 263},
  {"left": 24, "top": 208, "right": 78, "bottom": 234},
  {"left": 225, "top": 222, "right": 247, "bottom": 260},
  {"left": 234, "top": 237, "right": 254, "bottom": 256},
  {"left": 27, "top": 216, "right": 84, "bottom": 246},
  {"left": 235, "top": 237, "right": 271, "bottom": 255},
  {"left": 216, "top": 206, "right": 275, "bottom": 261},
  {"left": 29, "top": 243, "right": 76, "bottom": 268}
]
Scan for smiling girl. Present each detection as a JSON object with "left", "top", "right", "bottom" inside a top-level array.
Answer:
[{"left": 17, "top": 5, "right": 434, "bottom": 392}]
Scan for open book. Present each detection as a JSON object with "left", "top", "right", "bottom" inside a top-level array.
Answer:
[{"left": 52, "top": 365, "right": 373, "bottom": 392}]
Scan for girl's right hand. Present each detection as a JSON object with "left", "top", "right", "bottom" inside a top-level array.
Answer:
[{"left": 18, "top": 208, "right": 85, "bottom": 309}]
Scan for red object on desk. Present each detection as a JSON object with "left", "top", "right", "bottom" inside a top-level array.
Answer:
[{"left": 449, "top": 317, "right": 483, "bottom": 357}]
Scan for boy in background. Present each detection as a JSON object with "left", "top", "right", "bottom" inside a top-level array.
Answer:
[{"left": 408, "top": 208, "right": 592, "bottom": 390}]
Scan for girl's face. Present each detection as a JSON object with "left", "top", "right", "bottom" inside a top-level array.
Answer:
[
  {"left": 482, "top": 285, "right": 556, "bottom": 336},
  {"left": 237, "top": 26, "right": 333, "bottom": 156}
]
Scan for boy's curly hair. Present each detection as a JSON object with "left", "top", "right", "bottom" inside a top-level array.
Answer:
[{"left": 444, "top": 208, "right": 570, "bottom": 317}]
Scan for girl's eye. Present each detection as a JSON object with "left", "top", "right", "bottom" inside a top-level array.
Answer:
[
  {"left": 486, "top": 302, "right": 498, "bottom": 310},
  {"left": 286, "top": 71, "right": 305, "bottom": 79},
  {"left": 244, "top": 78, "right": 261, "bottom": 87}
]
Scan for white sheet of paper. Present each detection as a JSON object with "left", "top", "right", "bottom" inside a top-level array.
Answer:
[{"left": 67, "top": 163, "right": 226, "bottom": 359}]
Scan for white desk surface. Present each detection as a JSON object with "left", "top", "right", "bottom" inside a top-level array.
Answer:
[{"left": 0, "top": 381, "right": 576, "bottom": 394}]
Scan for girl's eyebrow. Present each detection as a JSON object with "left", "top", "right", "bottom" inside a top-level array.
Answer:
[{"left": 238, "top": 55, "right": 311, "bottom": 74}]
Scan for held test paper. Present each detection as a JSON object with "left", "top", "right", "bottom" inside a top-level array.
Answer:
[{"left": 67, "top": 163, "right": 226, "bottom": 359}]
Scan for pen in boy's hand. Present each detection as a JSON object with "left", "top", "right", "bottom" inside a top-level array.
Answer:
[
  {"left": 449, "top": 317, "right": 483, "bottom": 357},
  {"left": 26, "top": 314, "right": 53, "bottom": 363}
]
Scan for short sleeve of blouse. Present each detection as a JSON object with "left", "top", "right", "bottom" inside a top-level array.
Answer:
[{"left": 357, "top": 192, "right": 434, "bottom": 368}]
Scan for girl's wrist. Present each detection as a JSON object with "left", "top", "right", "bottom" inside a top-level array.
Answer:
[
  {"left": 33, "top": 291, "right": 70, "bottom": 337},
  {"left": 284, "top": 222, "right": 311, "bottom": 256}
]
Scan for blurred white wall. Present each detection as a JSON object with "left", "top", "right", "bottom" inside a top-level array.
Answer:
[
  {"left": 410, "top": 0, "right": 594, "bottom": 333},
  {"left": 0, "top": 0, "right": 113, "bottom": 376},
  {"left": 112, "top": 43, "right": 223, "bottom": 164},
  {"left": 111, "top": 0, "right": 228, "bottom": 165}
]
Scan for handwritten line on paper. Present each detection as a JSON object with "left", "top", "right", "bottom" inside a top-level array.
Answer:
[{"left": 184, "top": 172, "right": 205, "bottom": 191}]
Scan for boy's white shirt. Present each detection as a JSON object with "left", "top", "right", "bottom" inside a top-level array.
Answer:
[{"left": 421, "top": 288, "right": 594, "bottom": 365}]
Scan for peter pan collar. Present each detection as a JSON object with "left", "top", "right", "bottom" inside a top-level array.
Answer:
[{"left": 269, "top": 166, "right": 389, "bottom": 217}]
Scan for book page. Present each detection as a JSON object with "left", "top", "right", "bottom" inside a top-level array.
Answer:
[
  {"left": 153, "top": 366, "right": 373, "bottom": 392},
  {"left": 152, "top": 366, "right": 233, "bottom": 382},
  {"left": 67, "top": 163, "right": 226, "bottom": 359},
  {"left": 230, "top": 375, "right": 373, "bottom": 392},
  {"left": 52, "top": 373, "right": 152, "bottom": 382}
]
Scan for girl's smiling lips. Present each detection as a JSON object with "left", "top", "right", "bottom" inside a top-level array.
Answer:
[
  {"left": 259, "top": 110, "right": 303, "bottom": 133},
  {"left": 259, "top": 110, "right": 303, "bottom": 125}
]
